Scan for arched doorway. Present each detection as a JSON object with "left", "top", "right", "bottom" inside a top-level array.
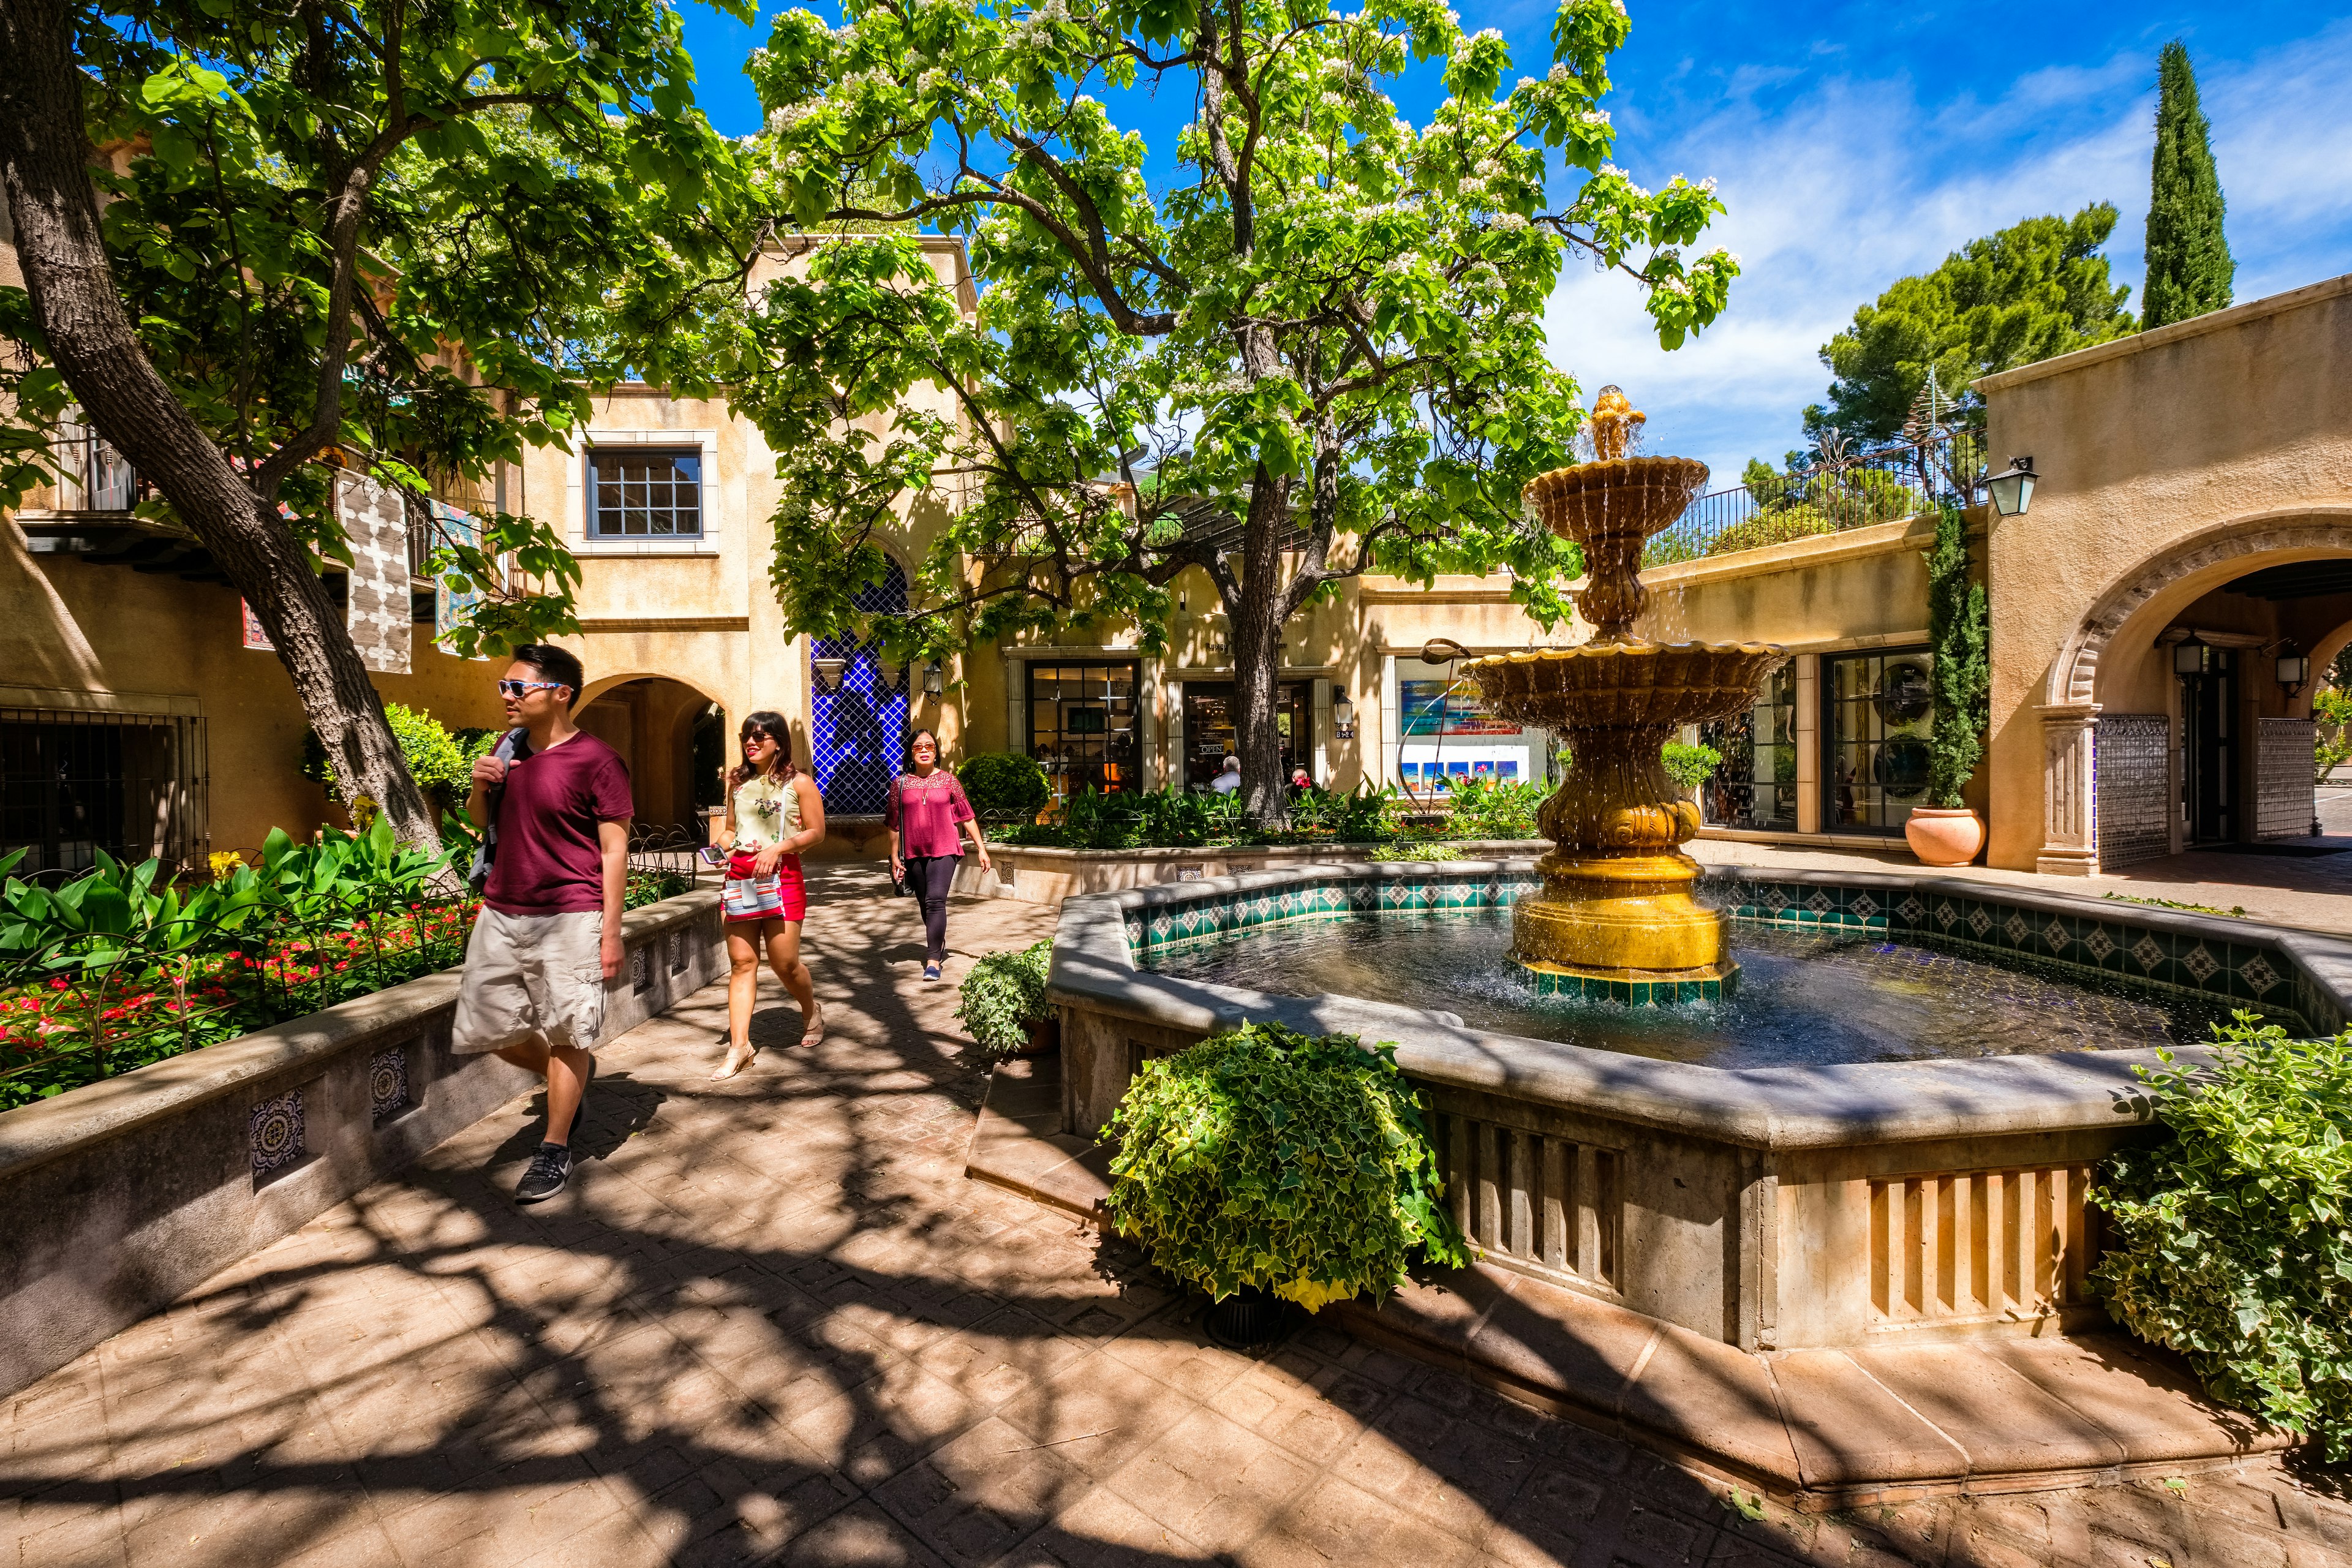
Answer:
[
  {"left": 574, "top": 674, "right": 725, "bottom": 837},
  {"left": 2037, "top": 511, "right": 2352, "bottom": 873},
  {"left": 810, "top": 558, "right": 910, "bottom": 816}
]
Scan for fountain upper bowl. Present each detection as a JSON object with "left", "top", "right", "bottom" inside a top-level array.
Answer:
[{"left": 1523, "top": 456, "right": 1711, "bottom": 546}]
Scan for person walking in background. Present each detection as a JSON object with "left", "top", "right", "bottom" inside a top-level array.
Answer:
[
  {"left": 455, "top": 645, "right": 632, "bottom": 1204},
  {"left": 888, "top": 729, "right": 990, "bottom": 982},
  {"left": 714, "top": 711, "right": 826, "bottom": 1078}
]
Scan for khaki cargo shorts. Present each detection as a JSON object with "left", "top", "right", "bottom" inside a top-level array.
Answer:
[{"left": 451, "top": 908, "right": 608, "bottom": 1055}]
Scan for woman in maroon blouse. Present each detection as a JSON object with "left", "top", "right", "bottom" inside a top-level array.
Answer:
[{"left": 886, "top": 728, "right": 992, "bottom": 981}]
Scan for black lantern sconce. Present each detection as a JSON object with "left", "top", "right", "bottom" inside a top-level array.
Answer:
[
  {"left": 922, "top": 659, "right": 944, "bottom": 700},
  {"left": 2277, "top": 644, "right": 2309, "bottom": 698},
  {"left": 1984, "top": 454, "right": 2038, "bottom": 518},
  {"left": 2170, "top": 632, "right": 2209, "bottom": 677}
]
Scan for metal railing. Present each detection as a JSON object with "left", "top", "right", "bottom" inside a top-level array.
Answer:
[{"left": 1644, "top": 429, "right": 1985, "bottom": 567}]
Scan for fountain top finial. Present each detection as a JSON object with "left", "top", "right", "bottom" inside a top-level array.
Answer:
[{"left": 1589, "top": 385, "right": 1645, "bottom": 462}]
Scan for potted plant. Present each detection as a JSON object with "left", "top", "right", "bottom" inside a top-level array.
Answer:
[
  {"left": 954, "top": 940, "right": 1056, "bottom": 1058},
  {"left": 1103, "top": 1021, "right": 1469, "bottom": 1346},
  {"left": 1908, "top": 503, "right": 1990, "bottom": 866}
]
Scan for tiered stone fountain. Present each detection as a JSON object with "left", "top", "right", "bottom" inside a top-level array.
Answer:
[{"left": 1465, "top": 390, "right": 1785, "bottom": 1000}]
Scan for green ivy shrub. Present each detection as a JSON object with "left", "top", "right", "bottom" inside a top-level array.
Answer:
[
  {"left": 1660, "top": 740, "right": 1722, "bottom": 793},
  {"left": 2093, "top": 1017, "right": 2352, "bottom": 1458},
  {"left": 1706, "top": 505, "right": 1833, "bottom": 557},
  {"left": 960, "top": 753, "right": 1052, "bottom": 823},
  {"left": 301, "top": 704, "right": 477, "bottom": 810},
  {"left": 954, "top": 940, "right": 1052, "bottom": 1056},
  {"left": 1104, "top": 1022, "right": 1469, "bottom": 1310},
  {"left": 1925, "top": 502, "right": 1990, "bottom": 807}
]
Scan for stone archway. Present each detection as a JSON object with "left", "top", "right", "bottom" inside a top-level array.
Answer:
[
  {"left": 575, "top": 672, "right": 726, "bottom": 834},
  {"left": 2036, "top": 507, "right": 2352, "bottom": 873}
]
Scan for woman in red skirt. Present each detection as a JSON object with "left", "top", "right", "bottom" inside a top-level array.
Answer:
[{"left": 714, "top": 711, "right": 826, "bottom": 1077}]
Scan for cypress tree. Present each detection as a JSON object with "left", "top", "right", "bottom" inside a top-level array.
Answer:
[{"left": 2143, "top": 40, "right": 2234, "bottom": 328}]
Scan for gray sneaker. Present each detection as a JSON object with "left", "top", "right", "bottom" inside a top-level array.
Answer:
[{"left": 515, "top": 1142, "right": 572, "bottom": 1204}]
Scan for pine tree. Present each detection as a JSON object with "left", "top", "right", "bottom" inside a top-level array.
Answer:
[{"left": 2143, "top": 40, "right": 2234, "bottom": 328}]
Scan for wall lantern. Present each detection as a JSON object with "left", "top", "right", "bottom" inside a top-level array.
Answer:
[
  {"left": 2277, "top": 644, "right": 2309, "bottom": 698},
  {"left": 811, "top": 656, "right": 847, "bottom": 695},
  {"left": 1333, "top": 690, "right": 1355, "bottom": 739},
  {"left": 922, "top": 659, "right": 944, "bottom": 699},
  {"left": 2171, "top": 633, "right": 2208, "bottom": 677},
  {"left": 1984, "top": 454, "right": 2038, "bottom": 518}
]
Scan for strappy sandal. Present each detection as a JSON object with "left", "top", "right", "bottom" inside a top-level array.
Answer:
[
  {"left": 710, "top": 1041, "right": 759, "bottom": 1080},
  {"left": 798, "top": 1003, "right": 825, "bottom": 1049}
]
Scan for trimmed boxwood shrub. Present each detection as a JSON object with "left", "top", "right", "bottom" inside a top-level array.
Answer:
[
  {"left": 1104, "top": 1021, "right": 1469, "bottom": 1310},
  {"left": 959, "top": 752, "right": 1051, "bottom": 823},
  {"left": 954, "top": 940, "right": 1052, "bottom": 1057},
  {"left": 2094, "top": 1017, "right": 2352, "bottom": 1458}
]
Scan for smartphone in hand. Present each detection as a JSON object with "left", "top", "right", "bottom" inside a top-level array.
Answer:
[{"left": 697, "top": 845, "right": 727, "bottom": 869}]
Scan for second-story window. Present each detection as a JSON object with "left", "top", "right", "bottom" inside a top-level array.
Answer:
[{"left": 589, "top": 449, "right": 702, "bottom": 538}]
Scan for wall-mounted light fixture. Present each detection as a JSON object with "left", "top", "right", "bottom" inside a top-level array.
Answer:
[
  {"left": 922, "top": 659, "right": 944, "bottom": 699},
  {"left": 1333, "top": 690, "right": 1355, "bottom": 739},
  {"left": 1984, "top": 454, "right": 2038, "bottom": 518},
  {"left": 2170, "top": 632, "right": 2208, "bottom": 677},
  {"left": 812, "top": 656, "right": 847, "bottom": 695},
  {"left": 2277, "top": 643, "right": 2309, "bottom": 698}
]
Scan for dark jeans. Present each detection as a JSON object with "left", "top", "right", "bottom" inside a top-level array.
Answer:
[{"left": 905, "top": 854, "right": 959, "bottom": 963}]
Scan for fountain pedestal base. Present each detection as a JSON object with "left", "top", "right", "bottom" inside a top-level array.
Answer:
[{"left": 1512, "top": 851, "right": 1740, "bottom": 1003}]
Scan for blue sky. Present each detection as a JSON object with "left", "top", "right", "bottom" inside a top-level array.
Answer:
[{"left": 677, "top": 0, "right": 2352, "bottom": 490}]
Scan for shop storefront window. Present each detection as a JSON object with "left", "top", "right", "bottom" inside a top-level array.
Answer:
[
  {"left": 1699, "top": 664, "right": 1798, "bottom": 830},
  {"left": 1028, "top": 663, "right": 1140, "bottom": 797},
  {"left": 1180, "top": 683, "right": 1306, "bottom": 790},
  {"left": 1394, "top": 660, "right": 1537, "bottom": 793},
  {"left": 1823, "top": 649, "right": 1934, "bottom": 834}
]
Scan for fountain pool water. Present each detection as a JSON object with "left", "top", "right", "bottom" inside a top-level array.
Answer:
[{"left": 1137, "top": 903, "right": 2245, "bottom": 1069}]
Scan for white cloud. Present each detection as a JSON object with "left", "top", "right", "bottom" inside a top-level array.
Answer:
[{"left": 1543, "top": 20, "right": 2352, "bottom": 488}]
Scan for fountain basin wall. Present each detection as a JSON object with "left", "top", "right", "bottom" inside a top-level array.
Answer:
[{"left": 1047, "top": 862, "right": 2352, "bottom": 1353}]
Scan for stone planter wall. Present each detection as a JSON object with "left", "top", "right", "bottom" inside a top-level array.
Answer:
[
  {"left": 0, "top": 890, "right": 726, "bottom": 1400},
  {"left": 951, "top": 839, "right": 1550, "bottom": 907},
  {"left": 1048, "top": 864, "right": 2352, "bottom": 1353}
]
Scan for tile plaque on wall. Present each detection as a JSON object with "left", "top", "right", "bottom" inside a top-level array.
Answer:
[
  {"left": 250, "top": 1091, "right": 306, "bottom": 1177},
  {"left": 369, "top": 1048, "right": 410, "bottom": 1124}
]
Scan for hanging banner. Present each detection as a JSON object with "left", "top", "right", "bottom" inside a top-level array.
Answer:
[
  {"left": 427, "top": 499, "right": 485, "bottom": 656},
  {"left": 336, "top": 470, "right": 412, "bottom": 674},
  {"left": 241, "top": 600, "right": 273, "bottom": 651}
]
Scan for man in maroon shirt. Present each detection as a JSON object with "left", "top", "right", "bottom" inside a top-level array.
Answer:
[{"left": 453, "top": 645, "right": 633, "bottom": 1202}]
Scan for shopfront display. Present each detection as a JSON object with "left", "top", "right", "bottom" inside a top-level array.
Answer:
[
  {"left": 1392, "top": 658, "right": 1544, "bottom": 791},
  {"left": 1180, "top": 683, "right": 1307, "bottom": 789},
  {"left": 1700, "top": 663, "right": 1798, "bottom": 831},
  {"left": 1028, "top": 662, "right": 1140, "bottom": 798},
  {"left": 1823, "top": 648, "right": 1934, "bottom": 834}
]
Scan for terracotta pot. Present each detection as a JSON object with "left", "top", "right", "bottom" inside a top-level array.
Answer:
[
  {"left": 1017, "top": 1015, "right": 1061, "bottom": 1059},
  {"left": 1905, "top": 806, "right": 1985, "bottom": 867}
]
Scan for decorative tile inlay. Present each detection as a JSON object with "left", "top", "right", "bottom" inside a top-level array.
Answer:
[
  {"left": 2083, "top": 927, "right": 2116, "bottom": 960},
  {"left": 369, "top": 1049, "right": 409, "bottom": 1123},
  {"left": 1804, "top": 890, "right": 1834, "bottom": 914},
  {"left": 1850, "top": 894, "right": 1879, "bottom": 919},
  {"left": 251, "top": 1091, "right": 306, "bottom": 1176},
  {"left": 2042, "top": 919, "right": 2071, "bottom": 951},
  {"left": 631, "top": 945, "right": 651, "bottom": 995},
  {"left": 668, "top": 928, "right": 687, "bottom": 975},
  {"left": 1967, "top": 907, "right": 1993, "bottom": 937},
  {"left": 2239, "top": 954, "right": 2282, "bottom": 996},
  {"left": 2181, "top": 944, "right": 2219, "bottom": 983},
  {"left": 2003, "top": 912, "right": 2030, "bottom": 945},
  {"left": 1764, "top": 887, "right": 1790, "bottom": 913},
  {"left": 2132, "top": 935, "right": 2165, "bottom": 973},
  {"left": 1896, "top": 896, "right": 1925, "bottom": 924},
  {"left": 1936, "top": 900, "right": 1958, "bottom": 929}
]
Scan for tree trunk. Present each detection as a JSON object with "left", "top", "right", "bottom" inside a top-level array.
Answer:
[
  {"left": 1224, "top": 474, "right": 1292, "bottom": 827},
  {"left": 0, "top": 0, "right": 437, "bottom": 851}
]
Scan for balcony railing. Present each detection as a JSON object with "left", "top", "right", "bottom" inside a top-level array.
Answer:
[
  {"left": 1643, "top": 428, "right": 1986, "bottom": 567},
  {"left": 50, "top": 427, "right": 148, "bottom": 513}
]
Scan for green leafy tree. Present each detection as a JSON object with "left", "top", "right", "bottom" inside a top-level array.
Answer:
[
  {"left": 2142, "top": 40, "right": 2233, "bottom": 330},
  {"left": 1802, "top": 205, "right": 2136, "bottom": 444},
  {"left": 731, "top": 0, "right": 1736, "bottom": 823},
  {"left": 1925, "top": 503, "right": 1989, "bottom": 807},
  {"left": 0, "top": 0, "right": 752, "bottom": 846}
]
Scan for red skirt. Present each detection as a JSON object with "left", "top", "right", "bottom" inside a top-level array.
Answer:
[{"left": 723, "top": 850, "right": 807, "bottom": 922}]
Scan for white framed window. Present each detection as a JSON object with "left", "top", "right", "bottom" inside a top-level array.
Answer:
[{"left": 567, "top": 428, "right": 720, "bottom": 556}]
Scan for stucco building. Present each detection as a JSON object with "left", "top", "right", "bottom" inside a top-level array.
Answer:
[{"left": 4, "top": 233, "right": 2346, "bottom": 878}]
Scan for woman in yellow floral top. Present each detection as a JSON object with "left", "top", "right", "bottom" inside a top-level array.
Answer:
[{"left": 714, "top": 711, "right": 826, "bottom": 1077}]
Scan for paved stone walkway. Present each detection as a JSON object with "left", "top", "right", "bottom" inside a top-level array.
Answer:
[{"left": 6, "top": 867, "right": 2350, "bottom": 1567}]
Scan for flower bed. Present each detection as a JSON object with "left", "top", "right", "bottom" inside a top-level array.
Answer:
[{"left": 1, "top": 825, "right": 700, "bottom": 1112}]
